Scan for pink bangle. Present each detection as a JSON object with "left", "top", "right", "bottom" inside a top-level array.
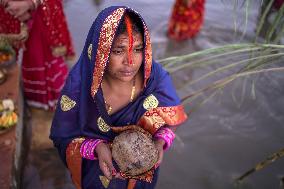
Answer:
[
  {"left": 154, "top": 127, "right": 175, "bottom": 151},
  {"left": 80, "top": 139, "right": 105, "bottom": 160}
]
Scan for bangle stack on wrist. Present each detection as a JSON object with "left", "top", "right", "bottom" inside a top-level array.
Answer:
[
  {"left": 80, "top": 139, "right": 105, "bottom": 160},
  {"left": 154, "top": 127, "right": 175, "bottom": 151}
]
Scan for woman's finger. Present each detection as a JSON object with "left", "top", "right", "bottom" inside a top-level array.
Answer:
[
  {"left": 18, "top": 12, "right": 31, "bottom": 22},
  {"left": 114, "top": 173, "right": 126, "bottom": 180},
  {"left": 2, "top": 0, "right": 9, "bottom": 6},
  {"left": 158, "top": 149, "right": 163, "bottom": 163},
  {"left": 14, "top": 10, "right": 25, "bottom": 18},
  {"left": 6, "top": 2, "right": 29, "bottom": 18},
  {"left": 154, "top": 148, "right": 163, "bottom": 169},
  {"left": 13, "top": 12, "right": 21, "bottom": 18},
  {"left": 5, "top": 7, "right": 14, "bottom": 15},
  {"left": 5, "top": 3, "right": 17, "bottom": 15},
  {"left": 99, "top": 161, "right": 112, "bottom": 180},
  {"left": 105, "top": 159, "right": 117, "bottom": 177}
]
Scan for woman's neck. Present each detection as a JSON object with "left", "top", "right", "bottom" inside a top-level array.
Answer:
[
  {"left": 102, "top": 71, "right": 143, "bottom": 114},
  {"left": 103, "top": 75, "right": 134, "bottom": 93}
]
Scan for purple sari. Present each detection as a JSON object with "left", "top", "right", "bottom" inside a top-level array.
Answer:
[{"left": 50, "top": 6, "right": 187, "bottom": 189}]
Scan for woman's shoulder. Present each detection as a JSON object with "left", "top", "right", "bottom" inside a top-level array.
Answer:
[
  {"left": 150, "top": 61, "right": 170, "bottom": 81},
  {"left": 151, "top": 61, "right": 169, "bottom": 79}
]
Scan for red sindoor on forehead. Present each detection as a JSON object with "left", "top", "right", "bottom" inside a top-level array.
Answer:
[{"left": 124, "top": 15, "right": 134, "bottom": 65}]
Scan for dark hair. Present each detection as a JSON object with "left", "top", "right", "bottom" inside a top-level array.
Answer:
[{"left": 116, "top": 12, "right": 144, "bottom": 36}]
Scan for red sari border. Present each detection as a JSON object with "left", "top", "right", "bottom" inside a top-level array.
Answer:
[
  {"left": 137, "top": 105, "right": 188, "bottom": 135},
  {"left": 91, "top": 8, "right": 125, "bottom": 97},
  {"left": 66, "top": 138, "right": 85, "bottom": 189}
]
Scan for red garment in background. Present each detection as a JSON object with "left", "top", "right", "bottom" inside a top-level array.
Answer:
[
  {"left": 273, "top": 0, "right": 284, "bottom": 10},
  {"left": 0, "top": 6, "right": 20, "bottom": 33},
  {"left": 0, "top": 6, "right": 22, "bottom": 48},
  {"left": 0, "top": 0, "right": 75, "bottom": 110},
  {"left": 168, "top": 0, "right": 206, "bottom": 40}
]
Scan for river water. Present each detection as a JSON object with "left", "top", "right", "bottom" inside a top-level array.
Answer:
[{"left": 22, "top": 0, "right": 284, "bottom": 189}]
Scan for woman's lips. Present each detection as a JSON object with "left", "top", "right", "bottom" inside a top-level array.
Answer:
[{"left": 119, "top": 70, "right": 135, "bottom": 77}]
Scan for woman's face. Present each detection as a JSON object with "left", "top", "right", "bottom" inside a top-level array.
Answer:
[{"left": 106, "top": 32, "right": 143, "bottom": 82}]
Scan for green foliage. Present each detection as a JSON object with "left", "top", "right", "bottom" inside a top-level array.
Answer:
[{"left": 158, "top": 0, "right": 284, "bottom": 184}]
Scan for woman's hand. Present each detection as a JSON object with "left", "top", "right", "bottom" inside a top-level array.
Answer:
[
  {"left": 17, "top": 12, "right": 31, "bottom": 22},
  {"left": 1, "top": 0, "right": 9, "bottom": 6},
  {"left": 95, "top": 142, "right": 117, "bottom": 180},
  {"left": 5, "top": 1, "right": 33, "bottom": 20},
  {"left": 154, "top": 138, "right": 165, "bottom": 168}
]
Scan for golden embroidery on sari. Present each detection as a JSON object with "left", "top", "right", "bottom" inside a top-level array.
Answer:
[
  {"left": 91, "top": 8, "right": 125, "bottom": 97},
  {"left": 99, "top": 175, "right": 110, "bottom": 188},
  {"left": 87, "top": 44, "right": 92, "bottom": 60},
  {"left": 97, "top": 117, "right": 111, "bottom": 132},
  {"left": 143, "top": 24, "right": 152, "bottom": 86},
  {"left": 143, "top": 94, "right": 159, "bottom": 110},
  {"left": 156, "top": 106, "right": 188, "bottom": 126},
  {"left": 138, "top": 109, "right": 165, "bottom": 134},
  {"left": 60, "top": 95, "right": 76, "bottom": 112}
]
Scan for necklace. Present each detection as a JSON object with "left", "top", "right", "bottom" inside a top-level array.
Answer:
[
  {"left": 130, "top": 76, "right": 136, "bottom": 102},
  {"left": 103, "top": 76, "right": 136, "bottom": 114}
]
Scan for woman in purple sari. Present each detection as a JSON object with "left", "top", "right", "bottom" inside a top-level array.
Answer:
[{"left": 50, "top": 6, "right": 187, "bottom": 189}]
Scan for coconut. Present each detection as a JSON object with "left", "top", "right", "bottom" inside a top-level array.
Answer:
[{"left": 112, "top": 128, "right": 158, "bottom": 176}]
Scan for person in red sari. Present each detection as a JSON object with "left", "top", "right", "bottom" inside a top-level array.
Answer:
[
  {"left": 168, "top": 0, "right": 206, "bottom": 41},
  {"left": 0, "top": 0, "right": 75, "bottom": 110},
  {"left": 273, "top": 0, "right": 284, "bottom": 9}
]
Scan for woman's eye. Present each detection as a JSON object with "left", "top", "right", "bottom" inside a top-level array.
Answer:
[
  {"left": 112, "top": 49, "right": 123, "bottom": 54},
  {"left": 134, "top": 48, "right": 143, "bottom": 53}
]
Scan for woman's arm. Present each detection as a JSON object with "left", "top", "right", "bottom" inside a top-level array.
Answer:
[{"left": 153, "top": 125, "right": 177, "bottom": 168}]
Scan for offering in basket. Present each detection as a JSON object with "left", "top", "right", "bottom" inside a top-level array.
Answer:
[
  {"left": 0, "top": 99, "right": 18, "bottom": 130},
  {"left": 0, "top": 44, "right": 16, "bottom": 68}
]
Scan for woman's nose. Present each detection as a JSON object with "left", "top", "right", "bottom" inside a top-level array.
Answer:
[
  {"left": 122, "top": 54, "right": 129, "bottom": 65},
  {"left": 122, "top": 51, "right": 133, "bottom": 65}
]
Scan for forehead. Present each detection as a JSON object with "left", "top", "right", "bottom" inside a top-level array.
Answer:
[{"left": 113, "top": 32, "right": 143, "bottom": 45}]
